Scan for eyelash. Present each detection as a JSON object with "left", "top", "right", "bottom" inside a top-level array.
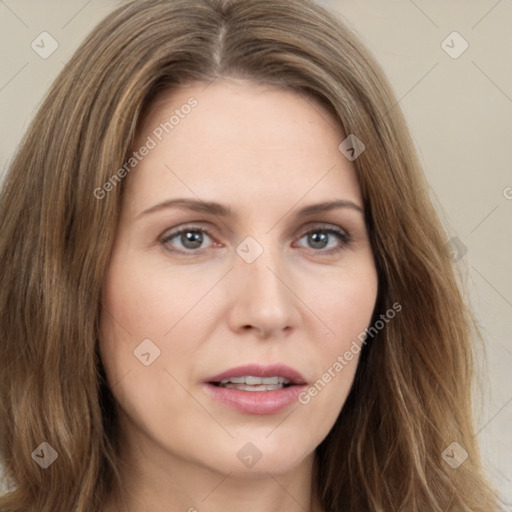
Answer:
[{"left": 160, "top": 223, "right": 352, "bottom": 256}]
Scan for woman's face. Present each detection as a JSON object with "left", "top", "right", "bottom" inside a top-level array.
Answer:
[{"left": 99, "top": 78, "right": 378, "bottom": 477}]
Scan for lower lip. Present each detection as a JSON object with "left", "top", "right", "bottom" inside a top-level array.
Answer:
[{"left": 203, "top": 383, "right": 307, "bottom": 415}]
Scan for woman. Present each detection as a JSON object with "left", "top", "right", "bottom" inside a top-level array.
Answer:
[{"left": 0, "top": 0, "right": 503, "bottom": 510}]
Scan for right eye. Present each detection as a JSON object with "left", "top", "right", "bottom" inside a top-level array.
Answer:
[{"left": 160, "top": 225, "right": 218, "bottom": 254}]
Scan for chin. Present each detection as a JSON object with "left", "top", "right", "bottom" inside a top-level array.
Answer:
[{"left": 200, "top": 435, "right": 316, "bottom": 477}]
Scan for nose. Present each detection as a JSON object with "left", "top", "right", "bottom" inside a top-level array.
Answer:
[{"left": 226, "top": 242, "right": 300, "bottom": 339}]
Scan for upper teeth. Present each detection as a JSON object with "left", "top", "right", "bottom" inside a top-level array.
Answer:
[{"left": 219, "top": 376, "right": 291, "bottom": 385}]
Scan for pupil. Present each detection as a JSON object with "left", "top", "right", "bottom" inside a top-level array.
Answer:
[
  {"left": 183, "top": 231, "right": 203, "bottom": 249},
  {"left": 309, "top": 231, "right": 328, "bottom": 249}
]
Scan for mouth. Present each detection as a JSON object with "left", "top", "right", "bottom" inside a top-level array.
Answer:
[
  {"left": 206, "top": 363, "right": 306, "bottom": 389},
  {"left": 204, "top": 364, "right": 307, "bottom": 415},
  {"left": 210, "top": 375, "right": 294, "bottom": 392}
]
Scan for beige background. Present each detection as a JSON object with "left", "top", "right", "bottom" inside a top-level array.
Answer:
[{"left": 0, "top": 0, "right": 511, "bottom": 507}]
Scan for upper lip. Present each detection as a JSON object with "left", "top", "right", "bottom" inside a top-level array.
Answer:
[{"left": 206, "top": 364, "right": 307, "bottom": 385}]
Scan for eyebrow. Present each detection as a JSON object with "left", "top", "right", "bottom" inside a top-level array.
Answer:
[{"left": 137, "top": 198, "right": 363, "bottom": 219}]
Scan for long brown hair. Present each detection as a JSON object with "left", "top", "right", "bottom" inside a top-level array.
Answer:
[{"left": 0, "top": 0, "right": 502, "bottom": 510}]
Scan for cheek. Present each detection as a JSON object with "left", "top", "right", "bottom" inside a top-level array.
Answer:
[
  {"left": 97, "top": 258, "right": 194, "bottom": 440},
  {"left": 98, "top": 252, "right": 218, "bottom": 393},
  {"left": 98, "top": 254, "right": 169, "bottom": 391},
  {"left": 297, "top": 260, "right": 377, "bottom": 425},
  {"left": 312, "top": 256, "right": 378, "bottom": 351},
  {"left": 101, "top": 256, "right": 170, "bottom": 334},
  {"left": 100, "top": 250, "right": 205, "bottom": 345}
]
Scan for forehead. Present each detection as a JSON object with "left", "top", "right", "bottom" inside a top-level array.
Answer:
[
  {"left": 124, "top": 79, "right": 362, "bottom": 216},
  {"left": 138, "top": 78, "right": 343, "bottom": 149}
]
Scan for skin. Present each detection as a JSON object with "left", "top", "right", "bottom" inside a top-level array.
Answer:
[{"left": 99, "top": 78, "right": 378, "bottom": 512}]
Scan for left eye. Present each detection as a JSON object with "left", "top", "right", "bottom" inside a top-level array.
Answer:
[{"left": 295, "top": 227, "right": 351, "bottom": 253}]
